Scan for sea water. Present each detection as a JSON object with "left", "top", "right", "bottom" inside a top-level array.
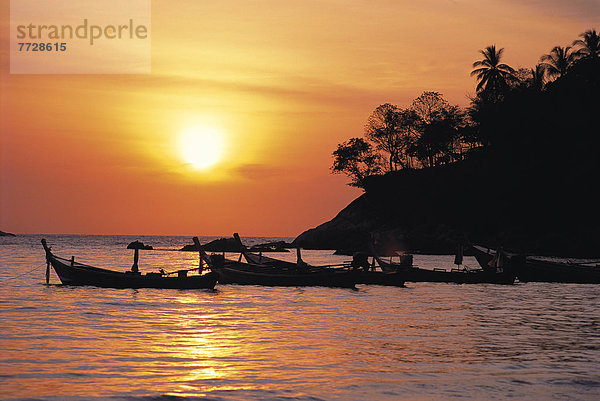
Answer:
[{"left": 1, "top": 235, "right": 599, "bottom": 401}]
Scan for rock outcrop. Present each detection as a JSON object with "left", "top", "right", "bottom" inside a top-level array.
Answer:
[
  {"left": 180, "top": 237, "right": 292, "bottom": 252},
  {"left": 127, "top": 241, "right": 153, "bottom": 250},
  {"left": 293, "top": 155, "right": 599, "bottom": 257}
]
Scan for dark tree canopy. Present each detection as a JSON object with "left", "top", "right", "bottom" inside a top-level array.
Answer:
[
  {"left": 332, "top": 28, "right": 598, "bottom": 191},
  {"left": 331, "top": 138, "right": 383, "bottom": 188},
  {"left": 573, "top": 29, "right": 600, "bottom": 59},
  {"left": 540, "top": 46, "right": 575, "bottom": 80},
  {"left": 529, "top": 65, "right": 546, "bottom": 91},
  {"left": 415, "top": 105, "right": 466, "bottom": 168},
  {"left": 363, "top": 103, "right": 405, "bottom": 172},
  {"left": 411, "top": 91, "right": 450, "bottom": 123},
  {"left": 333, "top": 92, "right": 470, "bottom": 187}
]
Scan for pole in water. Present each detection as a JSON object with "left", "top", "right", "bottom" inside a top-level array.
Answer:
[
  {"left": 132, "top": 248, "right": 139, "bottom": 273},
  {"left": 42, "top": 239, "right": 51, "bottom": 284},
  {"left": 296, "top": 248, "right": 306, "bottom": 266}
]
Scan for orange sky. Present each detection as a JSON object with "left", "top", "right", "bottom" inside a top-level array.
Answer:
[{"left": 1, "top": 0, "right": 598, "bottom": 236}]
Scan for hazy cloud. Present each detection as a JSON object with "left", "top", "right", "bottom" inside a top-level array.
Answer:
[
  {"left": 505, "top": 0, "right": 600, "bottom": 20},
  {"left": 234, "top": 163, "right": 291, "bottom": 181}
]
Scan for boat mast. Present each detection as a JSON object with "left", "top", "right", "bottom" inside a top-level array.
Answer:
[
  {"left": 192, "top": 237, "right": 213, "bottom": 271},
  {"left": 454, "top": 244, "right": 464, "bottom": 268},
  {"left": 41, "top": 239, "right": 51, "bottom": 284}
]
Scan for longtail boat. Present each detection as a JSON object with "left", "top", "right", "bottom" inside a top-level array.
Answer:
[
  {"left": 343, "top": 249, "right": 407, "bottom": 286},
  {"left": 207, "top": 234, "right": 357, "bottom": 288},
  {"left": 233, "top": 233, "right": 405, "bottom": 287},
  {"left": 472, "top": 244, "right": 600, "bottom": 284},
  {"left": 371, "top": 245, "right": 516, "bottom": 285},
  {"left": 211, "top": 256, "right": 357, "bottom": 288},
  {"left": 41, "top": 239, "right": 218, "bottom": 289},
  {"left": 518, "top": 257, "right": 600, "bottom": 283}
]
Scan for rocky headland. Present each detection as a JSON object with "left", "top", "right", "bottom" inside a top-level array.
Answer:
[{"left": 294, "top": 153, "right": 598, "bottom": 257}]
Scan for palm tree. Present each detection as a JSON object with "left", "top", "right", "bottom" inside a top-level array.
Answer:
[
  {"left": 540, "top": 46, "right": 575, "bottom": 80},
  {"left": 530, "top": 64, "right": 546, "bottom": 91},
  {"left": 572, "top": 29, "right": 600, "bottom": 59},
  {"left": 471, "top": 45, "right": 515, "bottom": 100}
]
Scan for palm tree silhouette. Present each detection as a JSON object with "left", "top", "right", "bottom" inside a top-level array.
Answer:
[
  {"left": 530, "top": 64, "right": 546, "bottom": 91},
  {"left": 573, "top": 29, "right": 600, "bottom": 59},
  {"left": 471, "top": 45, "right": 515, "bottom": 100},
  {"left": 540, "top": 46, "right": 575, "bottom": 80}
]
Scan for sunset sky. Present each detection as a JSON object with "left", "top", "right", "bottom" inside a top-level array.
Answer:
[{"left": 1, "top": 0, "right": 598, "bottom": 236}]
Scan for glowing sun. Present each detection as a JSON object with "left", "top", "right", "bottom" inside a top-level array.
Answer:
[{"left": 178, "top": 126, "right": 224, "bottom": 170}]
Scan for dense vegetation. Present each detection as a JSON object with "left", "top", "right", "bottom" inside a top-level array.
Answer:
[
  {"left": 332, "top": 29, "right": 599, "bottom": 189},
  {"left": 306, "top": 29, "right": 599, "bottom": 255}
]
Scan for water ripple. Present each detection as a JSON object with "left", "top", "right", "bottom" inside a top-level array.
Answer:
[{"left": 1, "top": 235, "right": 600, "bottom": 400}]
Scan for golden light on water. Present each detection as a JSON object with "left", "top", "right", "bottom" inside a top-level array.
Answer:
[{"left": 178, "top": 125, "right": 225, "bottom": 170}]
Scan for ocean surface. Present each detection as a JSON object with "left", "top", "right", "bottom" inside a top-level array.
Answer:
[{"left": 1, "top": 234, "right": 599, "bottom": 401}]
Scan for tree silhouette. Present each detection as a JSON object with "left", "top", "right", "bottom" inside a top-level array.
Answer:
[
  {"left": 364, "top": 103, "right": 408, "bottom": 171},
  {"left": 471, "top": 45, "right": 515, "bottom": 101},
  {"left": 331, "top": 28, "right": 598, "bottom": 194},
  {"left": 540, "top": 46, "right": 575, "bottom": 80},
  {"left": 530, "top": 64, "right": 546, "bottom": 91},
  {"left": 510, "top": 66, "right": 546, "bottom": 92},
  {"left": 331, "top": 138, "right": 383, "bottom": 188},
  {"left": 411, "top": 91, "right": 449, "bottom": 124},
  {"left": 573, "top": 29, "right": 600, "bottom": 59},
  {"left": 411, "top": 92, "right": 466, "bottom": 167}
]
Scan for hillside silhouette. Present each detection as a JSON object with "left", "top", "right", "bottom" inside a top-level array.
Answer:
[{"left": 295, "top": 39, "right": 599, "bottom": 257}]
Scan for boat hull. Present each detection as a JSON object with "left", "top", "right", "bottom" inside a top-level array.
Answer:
[
  {"left": 517, "top": 258, "right": 600, "bottom": 284},
  {"left": 374, "top": 248, "right": 515, "bottom": 285},
  {"left": 215, "top": 261, "right": 357, "bottom": 288},
  {"left": 355, "top": 271, "right": 406, "bottom": 286},
  {"left": 472, "top": 244, "right": 600, "bottom": 283},
  {"left": 49, "top": 256, "right": 218, "bottom": 289}
]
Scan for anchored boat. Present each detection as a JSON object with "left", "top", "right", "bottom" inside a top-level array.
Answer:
[
  {"left": 472, "top": 244, "right": 600, "bottom": 283},
  {"left": 207, "top": 234, "right": 358, "bottom": 288},
  {"left": 211, "top": 256, "right": 357, "bottom": 288},
  {"left": 41, "top": 239, "right": 218, "bottom": 289},
  {"left": 370, "top": 245, "right": 516, "bottom": 285}
]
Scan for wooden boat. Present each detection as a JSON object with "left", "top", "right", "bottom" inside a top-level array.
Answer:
[
  {"left": 353, "top": 270, "right": 406, "bottom": 286},
  {"left": 472, "top": 244, "right": 600, "bottom": 283},
  {"left": 371, "top": 246, "right": 516, "bottom": 285},
  {"left": 210, "top": 256, "right": 357, "bottom": 288},
  {"left": 206, "top": 234, "right": 356, "bottom": 288},
  {"left": 344, "top": 249, "right": 407, "bottom": 286},
  {"left": 239, "top": 248, "right": 297, "bottom": 269},
  {"left": 232, "top": 234, "right": 403, "bottom": 287},
  {"left": 41, "top": 239, "right": 218, "bottom": 289},
  {"left": 517, "top": 257, "right": 600, "bottom": 283},
  {"left": 244, "top": 251, "right": 406, "bottom": 286}
]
